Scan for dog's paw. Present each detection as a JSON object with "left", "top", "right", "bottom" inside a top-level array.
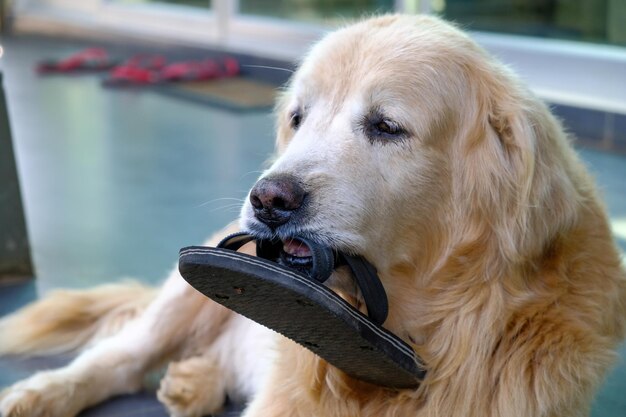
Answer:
[
  {"left": 0, "top": 387, "right": 45, "bottom": 417},
  {"left": 157, "top": 356, "right": 226, "bottom": 417},
  {"left": 0, "top": 371, "right": 79, "bottom": 417}
]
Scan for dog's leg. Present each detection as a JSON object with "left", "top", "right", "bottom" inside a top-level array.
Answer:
[
  {"left": 159, "top": 314, "right": 277, "bottom": 417},
  {"left": 0, "top": 223, "right": 245, "bottom": 417},
  {"left": 0, "top": 271, "right": 232, "bottom": 417},
  {"left": 158, "top": 355, "right": 227, "bottom": 417}
]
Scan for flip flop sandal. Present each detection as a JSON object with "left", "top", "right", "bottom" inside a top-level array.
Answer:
[
  {"left": 160, "top": 57, "right": 240, "bottom": 82},
  {"left": 221, "top": 57, "right": 240, "bottom": 77},
  {"left": 124, "top": 54, "right": 167, "bottom": 71},
  {"left": 37, "top": 48, "right": 119, "bottom": 73},
  {"left": 102, "top": 55, "right": 167, "bottom": 86},
  {"left": 178, "top": 232, "right": 426, "bottom": 389},
  {"left": 159, "top": 60, "right": 221, "bottom": 82},
  {"left": 103, "top": 65, "right": 159, "bottom": 86}
]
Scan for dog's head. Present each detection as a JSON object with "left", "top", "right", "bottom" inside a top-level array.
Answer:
[{"left": 241, "top": 15, "right": 581, "bottom": 282}]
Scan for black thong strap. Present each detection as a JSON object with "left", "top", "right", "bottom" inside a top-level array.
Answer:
[{"left": 217, "top": 232, "right": 388, "bottom": 325}]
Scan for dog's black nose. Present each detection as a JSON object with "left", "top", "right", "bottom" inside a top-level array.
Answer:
[{"left": 250, "top": 175, "right": 306, "bottom": 228}]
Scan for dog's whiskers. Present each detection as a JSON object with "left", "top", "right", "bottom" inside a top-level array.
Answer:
[
  {"left": 242, "top": 64, "right": 294, "bottom": 74},
  {"left": 239, "top": 170, "right": 265, "bottom": 181},
  {"left": 211, "top": 205, "right": 244, "bottom": 214},
  {"left": 195, "top": 197, "right": 245, "bottom": 209}
]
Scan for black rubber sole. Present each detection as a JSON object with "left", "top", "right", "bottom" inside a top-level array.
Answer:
[{"left": 179, "top": 246, "right": 425, "bottom": 389}]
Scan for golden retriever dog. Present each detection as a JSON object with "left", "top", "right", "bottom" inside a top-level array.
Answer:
[{"left": 1, "top": 14, "right": 625, "bottom": 417}]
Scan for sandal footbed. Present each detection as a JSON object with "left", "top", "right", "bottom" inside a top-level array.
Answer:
[{"left": 179, "top": 246, "right": 425, "bottom": 389}]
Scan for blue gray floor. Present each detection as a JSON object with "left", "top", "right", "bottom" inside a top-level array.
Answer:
[
  {"left": 0, "top": 36, "right": 276, "bottom": 416},
  {"left": 0, "top": 36, "right": 625, "bottom": 416}
]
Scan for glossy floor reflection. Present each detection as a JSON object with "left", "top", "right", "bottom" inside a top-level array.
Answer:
[{"left": 0, "top": 36, "right": 625, "bottom": 416}]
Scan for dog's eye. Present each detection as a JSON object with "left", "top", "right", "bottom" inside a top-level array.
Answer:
[
  {"left": 363, "top": 115, "right": 406, "bottom": 142},
  {"left": 375, "top": 120, "right": 401, "bottom": 135},
  {"left": 289, "top": 110, "right": 303, "bottom": 130}
]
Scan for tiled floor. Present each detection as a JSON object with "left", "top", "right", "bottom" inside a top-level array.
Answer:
[{"left": 0, "top": 36, "right": 625, "bottom": 416}]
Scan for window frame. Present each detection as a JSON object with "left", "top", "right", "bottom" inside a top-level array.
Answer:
[{"left": 11, "top": 0, "right": 626, "bottom": 114}]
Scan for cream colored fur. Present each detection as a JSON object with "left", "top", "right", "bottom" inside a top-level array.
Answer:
[
  {"left": 0, "top": 282, "right": 157, "bottom": 356},
  {"left": 1, "top": 14, "right": 625, "bottom": 417}
]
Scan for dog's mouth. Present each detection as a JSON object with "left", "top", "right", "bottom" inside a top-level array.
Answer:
[
  {"left": 231, "top": 229, "right": 341, "bottom": 281},
  {"left": 278, "top": 238, "right": 314, "bottom": 273},
  {"left": 217, "top": 230, "right": 389, "bottom": 324},
  {"left": 253, "top": 233, "right": 333, "bottom": 278}
]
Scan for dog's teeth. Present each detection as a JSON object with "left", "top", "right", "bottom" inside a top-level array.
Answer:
[{"left": 282, "top": 238, "right": 312, "bottom": 258}]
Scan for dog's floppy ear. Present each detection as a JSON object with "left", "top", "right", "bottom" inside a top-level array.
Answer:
[{"left": 455, "top": 65, "right": 579, "bottom": 264}]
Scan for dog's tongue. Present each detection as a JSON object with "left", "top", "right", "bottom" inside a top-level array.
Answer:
[{"left": 282, "top": 238, "right": 312, "bottom": 258}]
